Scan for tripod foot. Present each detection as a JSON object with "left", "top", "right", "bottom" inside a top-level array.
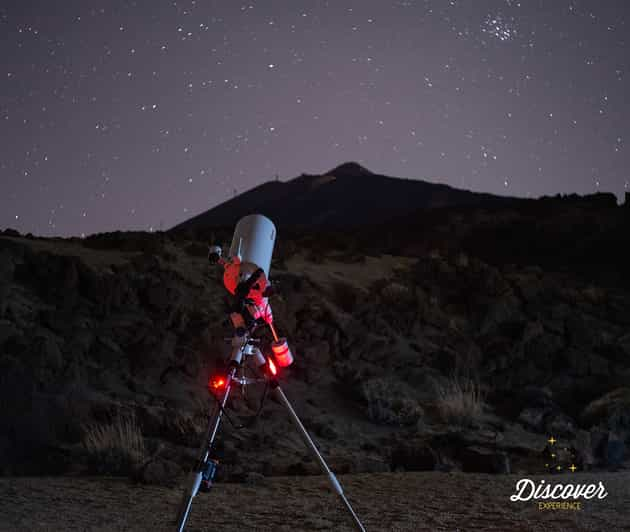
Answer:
[{"left": 174, "top": 471, "right": 202, "bottom": 532}]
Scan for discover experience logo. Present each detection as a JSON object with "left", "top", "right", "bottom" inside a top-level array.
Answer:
[
  {"left": 509, "top": 435, "right": 609, "bottom": 511},
  {"left": 510, "top": 478, "right": 608, "bottom": 510}
]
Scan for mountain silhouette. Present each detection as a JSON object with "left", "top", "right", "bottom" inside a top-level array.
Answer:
[{"left": 170, "top": 162, "right": 513, "bottom": 232}]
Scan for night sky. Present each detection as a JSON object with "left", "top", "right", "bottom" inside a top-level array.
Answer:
[{"left": 1, "top": 1, "right": 629, "bottom": 238}]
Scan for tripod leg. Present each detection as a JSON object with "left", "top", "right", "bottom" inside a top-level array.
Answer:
[
  {"left": 271, "top": 385, "right": 366, "bottom": 532},
  {"left": 175, "top": 470, "right": 203, "bottom": 532},
  {"left": 174, "top": 369, "right": 235, "bottom": 532}
]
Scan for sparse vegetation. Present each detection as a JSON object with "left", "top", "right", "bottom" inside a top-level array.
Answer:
[
  {"left": 361, "top": 377, "right": 424, "bottom": 426},
  {"left": 435, "top": 375, "right": 484, "bottom": 427},
  {"left": 83, "top": 412, "right": 146, "bottom": 476}
]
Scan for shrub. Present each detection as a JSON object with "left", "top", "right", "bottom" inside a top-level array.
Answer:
[
  {"left": 435, "top": 375, "right": 484, "bottom": 427},
  {"left": 83, "top": 412, "right": 145, "bottom": 475},
  {"left": 361, "top": 377, "right": 424, "bottom": 426}
]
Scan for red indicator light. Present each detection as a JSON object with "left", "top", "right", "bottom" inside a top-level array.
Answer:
[
  {"left": 210, "top": 376, "right": 226, "bottom": 390},
  {"left": 267, "top": 357, "right": 277, "bottom": 376}
]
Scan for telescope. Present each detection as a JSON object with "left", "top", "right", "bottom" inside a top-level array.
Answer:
[{"left": 174, "top": 214, "right": 365, "bottom": 532}]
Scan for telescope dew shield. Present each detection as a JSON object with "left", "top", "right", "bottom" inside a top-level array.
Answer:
[
  {"left": 271, "top": 338, "right": 294, "bottom": 367},
  {"left": 229, "top": 214, "right": 276, "bottom": 277}
]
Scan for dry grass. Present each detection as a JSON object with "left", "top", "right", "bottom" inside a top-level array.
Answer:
[
  {"left": 435, "top": 375, "right": 484, "bottom": 427},
  {"left": 83, "top": 413, "right": 146, "bottom": 475}
]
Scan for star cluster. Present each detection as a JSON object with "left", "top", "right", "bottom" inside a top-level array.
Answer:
[{"left": 1, "top": 1, "right": 629, "bottom": 236}]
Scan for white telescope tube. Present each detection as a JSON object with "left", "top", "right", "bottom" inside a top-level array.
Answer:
[{"left": 228, "top": 214, "right": 276, "bottom": 277}]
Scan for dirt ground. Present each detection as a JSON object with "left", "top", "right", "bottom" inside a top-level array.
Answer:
[{"left": 1, "top": 471, "right": 629, "bottom": 532}]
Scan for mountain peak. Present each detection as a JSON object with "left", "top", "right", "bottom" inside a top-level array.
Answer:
[
  {"left": 171, "top": 164, "right": 512, "bottom": 233},
  {"left": 328, "top": 162, "right": 373, "bottom": 177}
]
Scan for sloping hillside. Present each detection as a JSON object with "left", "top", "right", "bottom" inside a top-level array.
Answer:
[
  {"left": 2, "top": 198, "right": 630, "bottom": 484},
  {"left": 171, "top": 162, "right": 513, "bottom": 233}
]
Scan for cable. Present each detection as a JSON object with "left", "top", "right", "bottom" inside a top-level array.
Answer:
[
  {"left": 209, "top": 361, "right": 270, "bottom": 431},
  {"left": 209, "top": 388, "right": 246, "bottom": 430},
  {"left": 251, "top": 378, "right": 269, "bottom": 421}
]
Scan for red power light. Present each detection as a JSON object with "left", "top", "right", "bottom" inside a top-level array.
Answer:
[
  {"left": 267, "top": 357, "right": 277, "bottom": 376},
  {"left": 210, "top": 376, "right": 226, "bottom": 390}
]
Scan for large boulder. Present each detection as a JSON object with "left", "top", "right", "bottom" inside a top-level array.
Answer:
[
  {"left": 459, "top": 445, "right": 511, "bottom": 474},
  {"left": 390, "top": 439, "right": 438, "bottom": 471},
  {"left": 137, "top": 457, "right": 184, "bottom": 486},
  {"left": 581, "top": 388, "right": 630, "bottom": 436}
]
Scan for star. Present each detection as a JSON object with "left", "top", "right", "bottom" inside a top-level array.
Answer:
[{"left": 548, "top": 436, "right": 557, "bottom": 445}]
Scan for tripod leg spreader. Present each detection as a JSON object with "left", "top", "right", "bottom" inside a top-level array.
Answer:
[{"left": 271, "top": 385, "right": 366, "bottom": 532}]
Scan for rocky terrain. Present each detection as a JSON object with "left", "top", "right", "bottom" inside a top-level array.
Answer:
[{"left": 1, "top": 184, "right": 630, "bottom": 529}]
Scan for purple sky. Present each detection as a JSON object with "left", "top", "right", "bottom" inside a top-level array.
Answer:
[{"left": 1, "top": 0, "right": 629, "bottom": 237}]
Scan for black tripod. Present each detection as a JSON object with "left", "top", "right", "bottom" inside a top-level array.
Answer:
[{"left": 174, "top": 327, "right": 366, "bottom": 532}]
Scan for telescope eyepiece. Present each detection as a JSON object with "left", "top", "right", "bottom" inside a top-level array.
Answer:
[{"left": 208, "top": 245, "right": 222, "bottom": 264}]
